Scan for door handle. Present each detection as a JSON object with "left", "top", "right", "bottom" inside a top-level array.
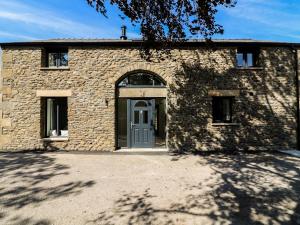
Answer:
[{"left": 131, "top": 122, "right": 134, "bottom": 130}]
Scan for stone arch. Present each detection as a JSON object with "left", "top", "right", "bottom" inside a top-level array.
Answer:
[{"left": 114, "top": 63, "right": 169, "bottom": 86}]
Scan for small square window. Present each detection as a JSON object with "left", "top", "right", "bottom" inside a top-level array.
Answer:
[
  {"left": 44, "top": 48, "right": 68, "bottom": 68},
  {"left": 43, "top": 97, "right": 68, "bottom": 137},
  {"left": 212, "top": 97, "right": 233, "bottom": 123},
  {"left": 236, "top": 48, "right": 259, "bottom": 68}
]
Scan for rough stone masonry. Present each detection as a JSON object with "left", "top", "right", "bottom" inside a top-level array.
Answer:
[{"left": 0, "top": 40, "right": 299, "bottom": 151}]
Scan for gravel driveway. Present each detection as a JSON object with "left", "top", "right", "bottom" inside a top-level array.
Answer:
[{"left": 0, "top": 152, "right": 299, "bottom": 225}]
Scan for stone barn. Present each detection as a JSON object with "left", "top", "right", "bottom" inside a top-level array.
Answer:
[{"left": 0, "top": 39, "right": 299, "bottom": 152}]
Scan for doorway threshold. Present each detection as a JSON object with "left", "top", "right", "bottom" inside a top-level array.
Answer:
[{"left": 116, "top": 148, "right": 169, "bottom": 155}]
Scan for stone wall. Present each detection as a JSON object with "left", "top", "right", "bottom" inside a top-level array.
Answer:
[{"left": 0, "top": 45, "right": 297, "bottom": 151}]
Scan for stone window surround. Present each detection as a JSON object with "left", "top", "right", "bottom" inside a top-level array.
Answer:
[
  {"left": 42, "top": 137, "right": 69, "bottom": 142},
  {"left": 234, "top": 67, "right": 264, "bottom": 70},
  {"left": 208, "top": 90, "right": 240, "bottom": 97},
  {"left": 36, "top": 90, "right": 72, "bottom": 97}
]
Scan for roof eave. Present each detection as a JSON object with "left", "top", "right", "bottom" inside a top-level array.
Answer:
[{"left": 1, "top": 39, "right": 300, "bottom": 48}]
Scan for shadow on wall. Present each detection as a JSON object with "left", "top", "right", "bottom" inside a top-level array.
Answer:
[
  {"left": 0, "top": 153, "right": 95, "bottom": 225},
  {"left": 167, "top": 48, "right": 297, "bottom": 152},
  {"left": 88, "top": 153, "right": 300, "bottom": 225}
]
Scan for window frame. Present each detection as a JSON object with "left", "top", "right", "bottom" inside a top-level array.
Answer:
[
  {"left": 43, "top": 97, "right": 68, "bottom": 138},
  {"left": 236, "top": 48, "right": 259, "bottom": 68},
  {"left": 45, "top": 48, "right": 69, "bottom": 68},
  {"left": 212, "top": 97, "right": 234, "bottom": 123}
]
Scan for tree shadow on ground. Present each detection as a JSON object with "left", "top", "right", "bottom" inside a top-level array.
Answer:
[
  {"left": 0, "top": 153, "right": 95, "bottom": 225},
  {"left": 88, "top": 153, "right": 300, "bottom": 225},
  {"left": 192, "top": 152, "right": 300, "bottom": 225}
]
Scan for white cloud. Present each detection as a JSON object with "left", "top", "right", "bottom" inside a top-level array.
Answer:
[
  {"left": 225, "top": 0, "right": 300, "bottom": 40},
  {"left": 0, "top": 0, "right": 140, "bottom": 40},
  {"left": 0, "top": 31, "right": 36, "bottom": 40},
  {"left": 0, "top": 2, "right": 110, "bottom": 37}
]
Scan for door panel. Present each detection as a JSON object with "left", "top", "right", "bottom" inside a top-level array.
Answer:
[
  {"left": 143, "top": 129, "right": 148, "bottom": 142},
  {"left": 129, "top": 99, "right": 154, "bottom": 148}
]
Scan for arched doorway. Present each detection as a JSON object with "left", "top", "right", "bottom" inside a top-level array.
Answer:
[{"left": 116, "top": 71, "right": 167, "bottom": 149}]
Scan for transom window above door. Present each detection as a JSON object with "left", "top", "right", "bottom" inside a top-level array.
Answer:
[
  {"left": 134, "top": 101, "right": 148, "bottom": 107},
  {"left": 117, "top": 72, "right": 166, "bottom": 87}
]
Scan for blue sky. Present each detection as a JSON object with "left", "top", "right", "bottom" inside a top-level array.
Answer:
[{"left": 0, "top": 0, "right": 299, "bottom": 43}]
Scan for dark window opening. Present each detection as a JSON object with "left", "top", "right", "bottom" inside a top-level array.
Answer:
[
  {"left": 212, "top": 97, "right": 233, "bottom": 123},
  {"left": 118, "top": 72, "right": 165, "bottom": 87},
  {"left": 43, "top": 97, "right": 68, "bottom": 137},
  {"left": 44, "top": 48, "right": 68, "bottom": 68},
  {"left": 236, "top": 48, "right": 259, "bottom": 68}
]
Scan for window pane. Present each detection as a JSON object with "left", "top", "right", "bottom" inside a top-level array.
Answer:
[
  {"left": 135, "top": 101, "right": 147, "bottom": 107},
  {"left": 236, "top": 53, "right": 244, "bottom": 67},
  {"left": 213, "top": 98, "right": 222, "bottom": 122},
  {"left": 117, "top": 73, "right": 165, "bottom": 87},
  {"left": 134, "top": 111, "right": 140, "bottom": 124},
  {"left": 213, "top": 97, "right": 232, "bottom": 123},
  {"left": 48, "top": 51, "right": 68, "bottom": 67},
  {"left": 129, "top": 74, "right": 153, "bottom": 86},
  {"left": 118, "top": 77, "right": 129, "bottom": 87},
  {"left": 222, "top": 99, "right": 231, "bottom": 122},
  {"left": 59, "top": 53, "right": 68, "bottom": 67},
  {"left": 247, "top": 53, "right": 254, "bottom": 67},
  {"left": 153, "top": 76, "right": 164, "bottom": 86},
  {"left": 48, "top": 53, "right": 58, "bottom": 67},
  {"left": 117, "top": 99, "right": 127, "bottom": 147},
  {"left": 45, "top": 98, "right": 68, "bottom": 137},
  {"left": 46, "top": 99, "right": 54, "bottom": 136},
  {"left": 143, "top": 110, "right": 148, "bottom": 124},
  {"left": 57, "top": 98, "right": 68, "bottom": 132}
]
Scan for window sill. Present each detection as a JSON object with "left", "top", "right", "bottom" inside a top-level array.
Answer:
[
  {"left": 234, "top": 67, "right": 264, "bottom": 70},
  {"left": 212, "top": 123, "right": 241, "bottom": 126},
  {"left": 40, "top": 67, "right": 70, "bottom": 71},
  {"left": 42, "top": 137, "right": 69, "bottom": 142}
]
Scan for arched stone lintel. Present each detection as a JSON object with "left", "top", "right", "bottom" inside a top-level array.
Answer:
[{"left": 115, "top": 63, "right": 168, "bottom": 85}]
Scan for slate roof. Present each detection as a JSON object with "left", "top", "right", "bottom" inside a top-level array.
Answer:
[{"left": 1, "top": 38, "right": 299, "bottom": 47}]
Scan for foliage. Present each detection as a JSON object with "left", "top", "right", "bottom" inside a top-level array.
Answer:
[{"left": 86, "top": 0, "right": 236, "bottom": 42}]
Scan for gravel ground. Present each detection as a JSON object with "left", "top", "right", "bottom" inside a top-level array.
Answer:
[{"left": 0, "top": 152, "right": 299, "bottom": 225}]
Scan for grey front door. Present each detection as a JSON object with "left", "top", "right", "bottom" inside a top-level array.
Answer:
[{"left": 128, "top": 99, "right": 154, "bottom": 148}]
